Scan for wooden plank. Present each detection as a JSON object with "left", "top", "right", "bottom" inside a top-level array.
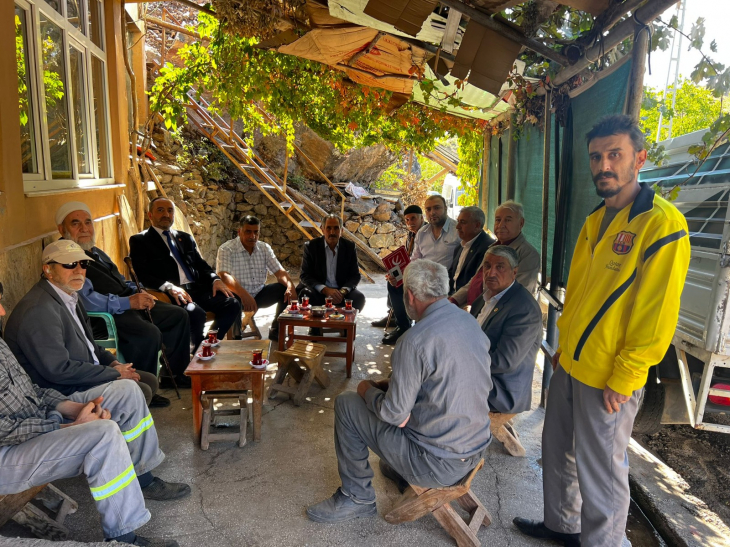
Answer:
[{"left": 0, "top": 486, "right": 46, "bottom": 526}]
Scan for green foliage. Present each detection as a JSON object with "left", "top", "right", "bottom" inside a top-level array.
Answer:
[
  {"left": 641, "top": 78, "right": 724, "bottom": 143},
  {"left": 456, "top": 131, "right": 483, "bottom": 206}
]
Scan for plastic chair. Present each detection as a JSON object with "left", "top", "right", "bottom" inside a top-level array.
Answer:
[{"left": 87, "top": 312, "right": 125, "bottom": 363}]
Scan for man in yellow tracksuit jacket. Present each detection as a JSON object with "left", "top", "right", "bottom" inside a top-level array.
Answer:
[{"left": 514, "top": 115, "right": 690, "bottom": 547}]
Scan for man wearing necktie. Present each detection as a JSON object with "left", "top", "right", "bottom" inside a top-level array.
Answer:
[
  {"left": 55, "top": 202, "right": 191, "bottom": 395},
  {"left": 129, "top": 198, "right": 241, "bottom": 349}
]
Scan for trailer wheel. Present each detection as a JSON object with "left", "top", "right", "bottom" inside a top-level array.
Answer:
[{"left": 633, "top": 368, "right": 665, "bottom": 435}]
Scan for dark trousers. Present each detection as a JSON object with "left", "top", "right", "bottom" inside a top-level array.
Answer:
[
  {"left": 91, "top": 301, "right": 190, "bottom": 377},
  {"left": 183, "top": 285, "right": 242, "bottom": 348},
  {"left": 254, "top": 283, "right": 287, "bottom": 330},
  {"left": 387, "top": 283, "right": 411, "bottom": 330},
  {"left": 300, "top": 287, "right": 366, "bottom": 312},
  {"left": 334, "top": 392, "right": 479, "bottom": 503}
]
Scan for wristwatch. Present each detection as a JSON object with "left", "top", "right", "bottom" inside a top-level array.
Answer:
[{"left": 339, "top": 288, "right": 350, "bottom": 296}]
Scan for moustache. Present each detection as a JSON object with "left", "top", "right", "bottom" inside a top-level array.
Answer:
[{"left": 593, "top": 171, "right": 618, "bottom": 183}]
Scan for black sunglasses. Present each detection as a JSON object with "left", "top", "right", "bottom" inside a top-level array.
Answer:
[{"left": 48, "top": 260, "right": 90, "bottom": 270}]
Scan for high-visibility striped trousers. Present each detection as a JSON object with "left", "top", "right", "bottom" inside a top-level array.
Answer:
[{"left": 0, "top": 380, "right": 165, "bottom": 538}]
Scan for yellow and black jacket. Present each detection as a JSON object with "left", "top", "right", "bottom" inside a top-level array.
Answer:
[{"left": 557, "top": 183, "right": 691, "bottom": 396}]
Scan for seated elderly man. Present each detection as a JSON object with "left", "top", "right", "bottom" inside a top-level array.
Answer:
[
  {"left": 448, "top": 206, "right": 494, "bottom": 295},
  {"left": 0, "top": 283, "right": 190, "bottom": 546},
  {"left": 4, "top": 241, "right": 159, "bottom": 404},
  {"left": 451, "top": 200, "right": 540, "bottom": 308},
  {"left": 307, "top": 260, "right": 492, "bottom": 523},
  {"left": 57, "top": 201, "right": 191, "bottom": 395},
  {"left": 217, "top": 215, "right": 297, "bottom": 342},
  {"left": 470, "top": 246, "right": 542, "bottom": 415}
]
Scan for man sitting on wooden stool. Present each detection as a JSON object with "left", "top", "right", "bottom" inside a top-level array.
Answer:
[
  {"left": 129, "top": 198, "right": 241, "bottom": 349},
  {"left": 0, "top": 287, "right": 189, "bottom": 545},
  {"left": 307, "top": 259, "right": 492, "bottom": 523},
  {"left": 470, "top": 246, "right": 542, "bottom": 452},
  {"left": 217, "top": 215, "right": 297, "bottom": 342},
  {"left": 298, "top": 214, "right": 366, "bottom": 336}
]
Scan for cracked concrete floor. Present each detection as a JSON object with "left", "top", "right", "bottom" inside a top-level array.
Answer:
[{"left": 2, "top": 275, "right": 551, "bottom": 546}]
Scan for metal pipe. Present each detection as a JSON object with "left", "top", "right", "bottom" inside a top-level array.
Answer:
[{"left": 540, "top": 90, "right": 552, "bottom": 287}]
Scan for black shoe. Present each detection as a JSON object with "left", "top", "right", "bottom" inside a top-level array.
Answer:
[
  {"left": 382, "top": 327, "right": 407, "bottom": 346},
  {"left": 371, "top": 316, "right": 390, "bottom": 328},
  {"left": 513, "top": 518, "right": 581, "bottom": 546},
  {"left": 142, "top": 477, "right": 191, "bottom": 501},
  {"left": 306, "top": 488, "right": 377, "bottom": 523},
  {"left": 268, "top": 328, "right": 280, "bottom": 342},
  {"left": 149, "top": 394, "right": 171, "bottom": 408},
  {"left": 159, "top": 375, "right": 191, "bottom": 389},
  {"left": 379, "top": 460, "right": 409, "bottom": 493},
  {"left": 308, "top": 328, "right": 323, "bottom": 337},
  {"left": 132, "top": 536, "right": 179, "bottom": 547}
]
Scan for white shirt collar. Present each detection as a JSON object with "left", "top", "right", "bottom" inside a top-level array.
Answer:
[
  {"left": 48, "top": 281, "right": 79, "bottom": 307},
  {"left": 153, "top": 225, "right": 175, "bottom": 236},
  {"left": 461, "top": 233, "right": 479, "bottom": 249},
  {"left": 483, "top": 281, "right": 515, "bottom": 303}
]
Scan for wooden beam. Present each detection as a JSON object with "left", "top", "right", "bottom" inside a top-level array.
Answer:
[
  {"left": 145, "top": 15, "right": 203, "bottom": 40},
  {"left": 426, "top": 167, "right": 449, "bottom": 185},
  {"left": 626, "top": 25, "right": 649, "bottom": 120},
  {"left": 441, "top": 8, "right": 462, "bottom": 54},
  {"left": 125, "top": 0, "right": 216, "bottom": 16},
  {"left": 426, "top": 149, "right": 458, "bottom": 172},
  {"left": 438, "top": 0, "right": 569, "bottom": 66},
  {"left": 553, "top": 0, "right": 679, "bottom": 86}
]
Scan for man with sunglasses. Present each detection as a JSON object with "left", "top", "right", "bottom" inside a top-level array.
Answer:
[
  {"left": 56, "top": 202, "right": 191, "bottom": 394},
  {"left": 4, "top": 241, "right": 160, "bottom": 405}
]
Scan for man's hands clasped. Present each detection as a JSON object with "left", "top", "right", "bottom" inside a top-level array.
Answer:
[
  {"left": 321, "top": 287, "right": 344, "bottom": 304},
  {"left": 58, "top": 396, "right": 111, "bottom": 428}
]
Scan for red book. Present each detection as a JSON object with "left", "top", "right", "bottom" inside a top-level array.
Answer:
[{"left": 382, "top": 246, "right": 410, "bottom": 288}]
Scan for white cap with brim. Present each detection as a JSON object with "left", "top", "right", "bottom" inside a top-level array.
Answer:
[
  {"left": 42, "top": 240, "right": 95, "bottom": 265},
  {"left": 55, "top": 201, "right": 91, "bottom": 226}
]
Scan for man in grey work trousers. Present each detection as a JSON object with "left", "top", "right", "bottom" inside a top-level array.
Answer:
[{"left": 307, "top": 259, "right": 492, "bottom": 522}]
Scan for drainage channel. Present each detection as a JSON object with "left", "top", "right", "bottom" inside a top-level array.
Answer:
[{"left": 627, "top": 498, "right": 666, "bottom": 546}]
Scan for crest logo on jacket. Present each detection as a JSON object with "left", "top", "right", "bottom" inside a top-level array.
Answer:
[{"left": 612, "top": 231, "right": 636, "bottom": 255}]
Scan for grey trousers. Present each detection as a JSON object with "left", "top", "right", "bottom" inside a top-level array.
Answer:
[
  {"left": 0, "top": 380, "right": 165, "bottom": 538},
  {"left": 334, "top": 391, "right": 481, "bottom": 504},
  {"left": 542, "top": 367, "right": 641, "bottom": 547},
  {"left": 135, "top": 370, "right": 159, "bottom": 404}
]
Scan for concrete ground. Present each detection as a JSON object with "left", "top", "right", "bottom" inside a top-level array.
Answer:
[{"left": 1, "top": 275, "right": 624, "bottom": 546}]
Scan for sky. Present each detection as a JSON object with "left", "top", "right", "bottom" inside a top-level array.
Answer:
[{"left": 643, "top": 0, "right": 730, "bottom": 91}]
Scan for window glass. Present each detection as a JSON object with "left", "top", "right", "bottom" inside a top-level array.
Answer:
[
  {"left": 69, "top": 45, "right": 90, "bottom": 174},
  {"left": 91, "top": 55, "right": 110, "bottom": 178},
  {"left": 40, "top": 13, "right": 72, "bottom": 179},
  {"left": 43, "top": 0, "right": 62, "bottom": 14},
  {"left": 15, "top": 7, "right": 38, "bottom": 174},
  {"left": 67, "top": 0, "right": 83, "bottom": 34},
  {"left": 88, "top": 0, "right": 102, "bottom": 49}
]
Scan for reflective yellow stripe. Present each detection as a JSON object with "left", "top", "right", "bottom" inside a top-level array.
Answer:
[
  {"left": 122, "top": 414, "right": 154, "bottom": 442},
  {"left": 90, "top": 464, "right": 136, "bottom": 501}
]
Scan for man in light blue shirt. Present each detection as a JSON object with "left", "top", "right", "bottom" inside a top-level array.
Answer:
[{"left": 307, "top": 259, "right": 491, "bottom": 524}]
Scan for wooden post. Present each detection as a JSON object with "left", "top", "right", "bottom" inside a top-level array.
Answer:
[
  {"left": 541, "top": 90, "right": 552, "bottom": 287},
  {"left": 480, "top": 131, "right": 490, "bottom": 218},
  {"left": 283, "top": 152, "right": 289, "bottom": 192},
  {"left": 161, "top": 9, "right": 166, "bottom": 66},
  {"left": 626, "top": 25, "right": 649, "bottom": 120}
]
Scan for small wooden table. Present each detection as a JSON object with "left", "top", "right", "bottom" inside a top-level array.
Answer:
[
  {"left": 185, "top": 340, "right": 270, "bottom": 443},
  {"left": 277, "top": 308, "right": 357, "bottom": 378}
]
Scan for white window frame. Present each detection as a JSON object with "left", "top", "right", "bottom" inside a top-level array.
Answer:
[{"left": 17, "top": 0, "right": 115, "bottom": 193}]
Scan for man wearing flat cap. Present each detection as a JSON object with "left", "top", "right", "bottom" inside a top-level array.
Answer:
[
  {"left": 56, "top": 202, "right": 192, "bottom": 393},
  {"left": 370, "top": 204, "right": 424, "bottom": 330},
  {"left": 4, "top": 240, "right": 159, "bottom": 404}
]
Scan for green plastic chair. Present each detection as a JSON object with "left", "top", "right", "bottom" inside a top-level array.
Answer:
[{"left": 88, "top": 312, "right": 126, "bottom": 363}]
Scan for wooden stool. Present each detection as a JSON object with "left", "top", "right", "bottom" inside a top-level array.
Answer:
[
  {"left": 269, "top": 340, "right": 328, "bottom": 406},
  {"left": 489, "top": 412, "right": 526, "bottom": 457},
  {"left": 0, "top": 484, "right": 78, "bottom": 540},
  {"left": 200, "top": 391, "right": 249, "bottom": 450},
  {"left": 385, "top": 459, "right": 492, "bottom": 547},
  {"left": 239, "top": 310, "right": 261, "bottom": 340}
]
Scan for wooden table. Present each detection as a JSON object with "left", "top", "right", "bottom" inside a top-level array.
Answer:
[
  {"left": 277, "top": 308, "right": 357, "bottom": 377},
  {"left": 185, "top": 340, "right": 271, "bottom": 443}
]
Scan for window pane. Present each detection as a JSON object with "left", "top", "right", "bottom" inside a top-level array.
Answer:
[
  {"left": 43, "top": 0, "right": 62, "bottom": 14},
  {"left": 40, "top": 14, "right": 72, "bottom": 179},
  {"left": 69, "top": 45, "right": 89, "bottom": 174},
  {"left": 91, "top": 55, "right": 110, "bottom": 178},
  {"left": 88, "top": 0, "right": 102, "bottom": 50},
  {"left": 16, "top": 7, "right": 38, "bottom": 174},
  {"left": 67, "top": 0, "right": 83, "bottom": 34}
]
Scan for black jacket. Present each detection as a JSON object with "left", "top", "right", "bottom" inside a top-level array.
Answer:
[
  {"left": 298, "top": 236, "right": 360, "bottom": 293},
  {"left": 85, "top": 246, "right": 136, "bottom": 296},
  {"left": 129, "top": 228, "right": 218, "bottom": 292},
  {"left": 448, "top": 231, "right": 494, "bottom": 294}
]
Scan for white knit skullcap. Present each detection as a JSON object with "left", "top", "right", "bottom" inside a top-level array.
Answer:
[{"left": 55, "top": 201, "right": 92, "bottom": 226}]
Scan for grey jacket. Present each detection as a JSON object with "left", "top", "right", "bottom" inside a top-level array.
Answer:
[
  {"left": 4, "top": 279, "right": 119, "bottom": 395},
  {"left": 471, "top": 282, "right": 542, "bottom": 413}
]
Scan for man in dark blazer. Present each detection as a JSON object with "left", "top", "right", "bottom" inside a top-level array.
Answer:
[
  {"left": 298, "top": 214, "right": 366, "bottom": 320},
  {"left": 129, "top": 198, "right": 241, "bottom": 350},
  {"left": 56, "top": 202, "right": 190, "bottom": 396},
  {"left": 4, "top": 240, "right": 159, "bottom": 403},
  {"left": 469, "top": 246, "right": 542, "bottom": 414},
  {"left": 448, "top": 206, "right": 495, "bottom": 295}
]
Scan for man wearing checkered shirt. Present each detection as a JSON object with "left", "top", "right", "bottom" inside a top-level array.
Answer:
[{"left": 217, "top": 215, "right": 297, "bottom": 341}]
